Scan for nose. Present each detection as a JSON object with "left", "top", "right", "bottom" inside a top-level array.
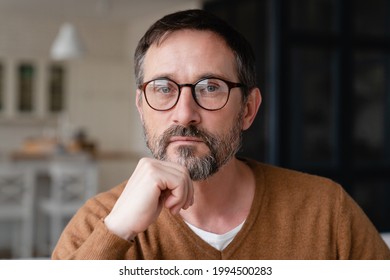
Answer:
[{"left": 172, "top": 86, "right": 201, "bottom": 126}]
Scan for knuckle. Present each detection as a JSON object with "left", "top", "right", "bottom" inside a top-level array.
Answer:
[
  {"left": 138, "top": 157, "right": 151, "bottom": 166},
  {"left": 138, "top": 157, "right": 157, "bottom": 170}
]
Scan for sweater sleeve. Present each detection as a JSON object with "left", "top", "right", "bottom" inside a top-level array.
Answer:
[
  {"left": 336, "top": 186, "right": 390, "bottom": 259},
  {"left": 52, "top": 183, "right": 133, "bottom": 260}
]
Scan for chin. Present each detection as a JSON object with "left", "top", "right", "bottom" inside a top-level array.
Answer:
[
  {"left": 163, "top": 145, "right": 196, "bottom": 162},
  {"left": 175, "top": 144, "right": 208, "bottom": 158}
]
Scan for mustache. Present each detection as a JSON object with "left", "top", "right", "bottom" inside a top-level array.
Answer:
[{"left": 158, "top": 125, "right": 216, "bottom": 150}]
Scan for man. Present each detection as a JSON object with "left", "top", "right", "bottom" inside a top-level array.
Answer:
[{"left": 52, "top": 9, "right": 390, "bottom": 259}]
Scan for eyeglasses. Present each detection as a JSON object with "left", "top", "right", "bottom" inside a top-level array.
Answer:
[{"left": 139, "top": 77, "right": 246, "bottom": 111}]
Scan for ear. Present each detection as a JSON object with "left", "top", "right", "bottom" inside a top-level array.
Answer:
[
  {"left": 135, "top": 89, "right": 144, "bottom": 122},
  {"left": 241, "top": 87, "right": 262, "bottom": 131}
]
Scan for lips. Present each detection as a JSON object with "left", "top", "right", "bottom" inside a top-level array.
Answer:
[{"left": 169, "top": 136, "right": 203, "bottom": 143}]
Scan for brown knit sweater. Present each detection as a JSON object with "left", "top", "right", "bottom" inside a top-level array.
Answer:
[{"left": 52, "top": 160, "right": 390, "bottom": 259}]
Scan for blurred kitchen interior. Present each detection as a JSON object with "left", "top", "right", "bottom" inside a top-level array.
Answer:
[{"left": 0, "top": 0, "right": 389, "bottom": 258}]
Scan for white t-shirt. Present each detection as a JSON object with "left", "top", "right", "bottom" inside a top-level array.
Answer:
[{"left": 185, "top": 221, "right": 245, "bottom": 251}]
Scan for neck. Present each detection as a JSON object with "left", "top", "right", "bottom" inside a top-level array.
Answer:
[{"left": 180, "top": 157, "right": 255, "bottom": 234}]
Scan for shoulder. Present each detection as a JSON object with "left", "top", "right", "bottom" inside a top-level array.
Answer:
[
  {"left": 241, "top": 159, "right": 390, "bottom": 259},
  {"left": 244, "top": 158, "right": 342, "bottom": 194},
  {"left": 241, "top": 158, "right": 347, "bottom": 213}
]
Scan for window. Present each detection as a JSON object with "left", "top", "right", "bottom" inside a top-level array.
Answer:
[
  {"left": 290, "top": 0, "right": 338, "bottom": 33},
  {"left": 354, "top": 0, "right": 388, "bottom": 37},
  {"left": 48, "top": 64, "right": 65, "bottom": 113},
  {"left": 353, "top": 51, "right": 387, "bottom": 164},
  {"left": 290, "top": 48, "right": 336, "bottom": 165},
  {"left": 0, "top": 60, "right": 66, "bottom": 118},
  {"left": 279, "top": 0, "right": 390, "bottom": 231},
  {"left": 17, "top": 63, "right": 35, "bottom": 113}
]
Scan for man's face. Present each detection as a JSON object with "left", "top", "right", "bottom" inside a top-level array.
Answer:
[{"left": 137, "top": 30, "right": 246, "bottom": 181}]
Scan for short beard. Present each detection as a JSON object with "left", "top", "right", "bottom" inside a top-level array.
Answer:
[{"left": 143, "top": 113, "right": 243, "bottom": 181}]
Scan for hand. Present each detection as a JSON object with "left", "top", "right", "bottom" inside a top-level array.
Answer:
[{"left": 104, "top": 157, "right": 194, "bottom": 241}]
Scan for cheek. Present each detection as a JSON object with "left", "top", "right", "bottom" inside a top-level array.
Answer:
[
  {"left": 142, "top": 112, "right": 169, "bottom": 138},
  {"left": 216, "top": 108, "right": 244, "bottom": 132}
]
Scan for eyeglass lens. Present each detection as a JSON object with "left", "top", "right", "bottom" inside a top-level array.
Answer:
[{"left": 144, "top": 78, "right": 231, "bottom": 111}]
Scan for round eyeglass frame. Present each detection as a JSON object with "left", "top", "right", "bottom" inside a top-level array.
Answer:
[{"left": 139, "top": 77, "right": 246, "bottom": 111}]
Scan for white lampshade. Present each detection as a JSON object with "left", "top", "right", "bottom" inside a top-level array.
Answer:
[{"left": 50, "top": 23, "right": 85, "bottom": 60}]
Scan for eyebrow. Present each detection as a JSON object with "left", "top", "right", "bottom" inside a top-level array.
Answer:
[{"left": 147, "top": 72, "right": 232, "bottom": 83}]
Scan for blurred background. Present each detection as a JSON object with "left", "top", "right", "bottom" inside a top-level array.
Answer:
[{"left": 0, "top": 0, "right": 389, "bottom": 258}]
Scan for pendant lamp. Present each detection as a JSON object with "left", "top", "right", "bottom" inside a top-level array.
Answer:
[{"left": 50, "top": 23, "right": 85, "bottom": 60}]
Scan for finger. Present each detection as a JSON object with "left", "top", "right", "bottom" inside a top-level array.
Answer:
[
  {"left": 163, "top": 171, "right": 193, "bottom": 213},
  {"left": 166, "top": 184, "right": 193, "bottom": 214},
  {"left": 163, "top": 178, "right": 188, "bottom": 210},
  {"left": 182, "top": 177, "right": 194, "bottom": 210},
  {"left": 135, "top": 158, "right": 193, "bottom": 213}
]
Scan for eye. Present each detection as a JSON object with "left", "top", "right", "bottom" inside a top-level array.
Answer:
[
  {"left": 196, "top": 79, "right": 224, "bottom": 95},
  {"left": 205, "top": 84, "right": 219, "bottom": 92},
  {"left": 148, "top": 80, "right": 177, "bottom": 95},
  {"left": 157, "top": 85, "right": 171, "bottom": 94}
]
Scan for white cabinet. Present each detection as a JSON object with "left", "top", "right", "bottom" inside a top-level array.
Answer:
[{"left": 0, "top": 58, "right": 65, "bottom": 120}]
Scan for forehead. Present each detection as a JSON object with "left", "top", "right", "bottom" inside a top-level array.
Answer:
[{"left": 143, "top": 29, "right": 237, "bottom": 82}]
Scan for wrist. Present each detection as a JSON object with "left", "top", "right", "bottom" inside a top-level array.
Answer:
[{"left": 104, "top": 215, "right": 137, "bottom": 242}]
